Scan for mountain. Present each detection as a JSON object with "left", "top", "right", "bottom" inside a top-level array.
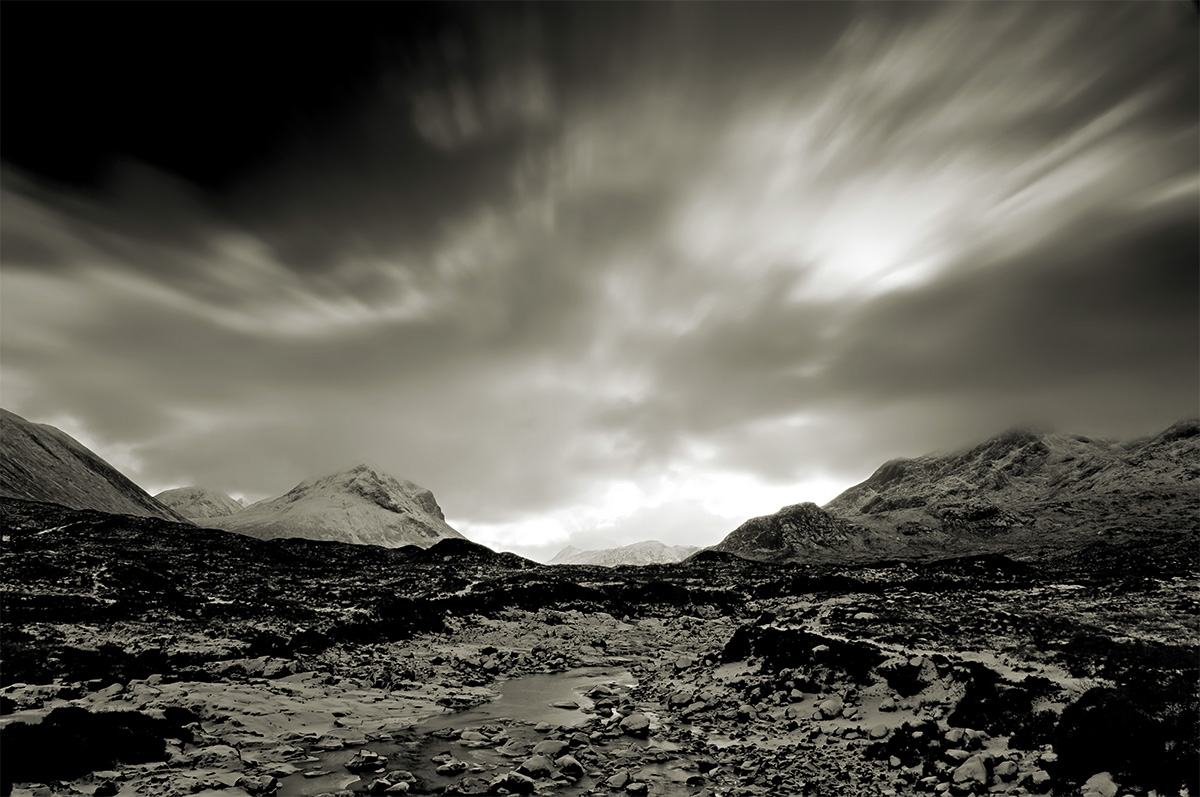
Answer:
[
  {"left": 549, "top": 540, "right": 700, "bottom": 566},
  {"left": 706, "top": 503, "right": 889, "bottom": 562},
  {"left": 824, "top": 419, "right": 1200, "bottom": 537},
  {"left": 708, "top": 420, "right": 1199, "bottom": 563},
  {"left": 0, "top": 408, "right": 188, "bottom": 523},
  {"left": 154, "top": 486, "right": 243, "bottom": 519},
  {"left": 204, "top": 463, "right": 465, "bottom": 548}
]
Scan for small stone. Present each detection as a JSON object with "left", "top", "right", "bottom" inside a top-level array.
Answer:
[
  {"left": 625, "top": 783, "right": 648, "bottom": 795},
  {"left": 879, "top": 697, "right": 897, "bottom": 712},
  {"left": 870, "top": 723, "right": 889, "bottom": 739}
]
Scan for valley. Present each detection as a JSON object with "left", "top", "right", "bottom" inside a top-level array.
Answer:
[{"left": 2, "top": 497, "right": 1196, "bottom": 797}]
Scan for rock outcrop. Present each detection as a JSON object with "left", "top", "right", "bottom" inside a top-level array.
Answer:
[
  {"left": 0, "top": 408, "right": 188, "bottom": 523},
  {"left": 706, "top": 502, "right": 886, "bottom": 562}
]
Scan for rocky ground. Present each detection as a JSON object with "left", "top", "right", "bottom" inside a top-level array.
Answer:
[{"left": 2, "top": 498, "right": 1197, "bottom": 797}]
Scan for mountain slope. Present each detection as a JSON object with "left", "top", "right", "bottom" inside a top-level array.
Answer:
[
  {"left": 824, "top": 419, "right": 1200, "bottom": 538},
  {"left": 0, "top": 408, "right": 188, "bottom": 523},
  {"left": 708, "top": 420, "right": 1198, "bottom": 563},
  {"left": 706, "top": 503, "right": 891, "bottom": 562},
  {"left": 154, "top": 486, "right": 243, "bottom": 519},
  {"left": 205, "top": 463, "right": 464, "bottom": 548},
  {"left": 549, "top": 540, "right": 700, "bottom": 566}
]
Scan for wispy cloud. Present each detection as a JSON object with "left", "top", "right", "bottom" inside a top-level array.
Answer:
[{"left": 2, "top": 2, "right": 1194, "bottom": 561}]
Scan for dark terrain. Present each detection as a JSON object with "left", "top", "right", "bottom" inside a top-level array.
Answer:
[{"left": 2, "top": 490, "right": 1196, "bottom": 797}]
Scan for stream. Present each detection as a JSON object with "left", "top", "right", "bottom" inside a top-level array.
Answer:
[{"left": 279, "top": 666, "right": 642, "bottom": 797}]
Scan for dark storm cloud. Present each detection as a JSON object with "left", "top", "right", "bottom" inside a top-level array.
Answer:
[{"left": 2, "top": 2, "right": 1196, "bottom": 559}]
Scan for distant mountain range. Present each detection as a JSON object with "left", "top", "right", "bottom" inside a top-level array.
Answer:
[
  {"left": 707, "top": 419, "right": 1199, "bottom": 563},
  {"left": 154, "top": 486, "right": 243, "bottom": 520},
  {"left": 3, "top": 404, "right": 1195, "bottom": 564},
  {"left": 0, "top": 409, "right": 188, "bottom": 523},
  {"left": 204, "top": 464, "right": 464, "bottom": 548},
  {"left": 550, "top": 540, "right": 700, "bottom": 566},
  {"left": 0, "top": 408, "right": 463, "bottom": 550}
]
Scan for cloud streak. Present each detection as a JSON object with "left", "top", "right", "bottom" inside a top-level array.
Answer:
[{"left": 2, "top": 2, "right": 1195, "bottom": 560}]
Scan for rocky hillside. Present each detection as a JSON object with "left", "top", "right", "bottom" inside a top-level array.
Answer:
[
  {"left": 204, "top": 463, "right": 464, "bottom": 548},
  {"left": 154, "top": 486, "right": 243, "bottom": 520},
  {"left": 549, "top": 540, "right": 700, "bottom": 567},
  {"left": 825, "top": 419, "right": 1200, "bottom": 538},
  {"left": 706, "top": 502, "right": 894, "bottom": 563},
  {"left": 0, "top": 408, "right": 188, "bottom": 523},
  {"left": 709, "top": 420, "right": 1199, "bottom": 563}
]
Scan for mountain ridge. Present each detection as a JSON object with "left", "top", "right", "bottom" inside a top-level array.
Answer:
[
  {"left": 205, "top": 463, "right": 464, "bottom": 549},
  {"left": 549, "top": 540, "right": 700, "bottom": 566},
  {"left": 706, "top": 419, "right": 1199, "bottom": 563},
  {"left": 155, "top": 486, "right": 243, "bottom": 519},
  {"left": 0, "top": 408, "right": 189, "bottom": 524}
]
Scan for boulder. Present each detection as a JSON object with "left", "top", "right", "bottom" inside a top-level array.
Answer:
[
  {"left": 952, "top": 755, "right": 988, "bottom": 786},
  {"left": 516, "top": 754, "right": 552, "bottom": 778},
  {"left": 667, "top": 691, "right": 693, "bottom": 708},
  {"left": 619, "top": 713, "right": 650, "bottom": 738},
  {"left": 346, "top": 750, "right": 388, "bottom": 773},
  {"left": 490, "top": 771, "right": 535, "bottom": 794},
  {"left": 555, "top": 754, "right": 584, "bottom": 779},
  {"left": 817, "top": 695, "right": 844, "bottom": 719},
  {"left": 531, "top": 739, "right": 568, "bottom": 758},
  {"left": 606, "top": 770, "right": 631, "bottom": 789},
  {"left": 993, "top": 760, "right": 1018, "bottom": 782},
  {"left": 1082, "top": 772, "right": 1118, "bottom": 797}
]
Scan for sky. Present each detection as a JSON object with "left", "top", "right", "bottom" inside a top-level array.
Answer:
[{"left": 2, "top": 2, "right": 1197, "bottom": 562}]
